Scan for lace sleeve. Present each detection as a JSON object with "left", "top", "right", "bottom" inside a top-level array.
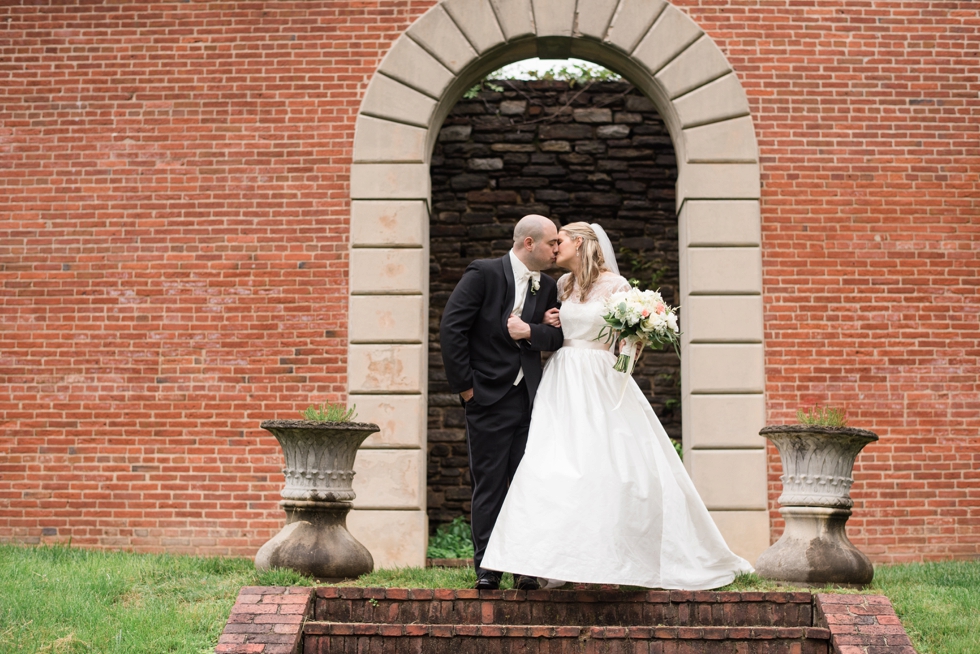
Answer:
[
  {"left": 587, "top": 273, "right": 632, "bottom": 302},
  {"left": 557, "top": 273, "right": 572, "bottom": 298}
]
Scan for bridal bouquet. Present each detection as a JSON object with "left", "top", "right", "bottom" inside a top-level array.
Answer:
[{"left": 598, "top": 285, "right": 680, "bottom": 379}]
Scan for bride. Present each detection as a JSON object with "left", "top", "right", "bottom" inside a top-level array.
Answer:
[{"left": 480, "top": 222, "right": 753, "bottom": 590}]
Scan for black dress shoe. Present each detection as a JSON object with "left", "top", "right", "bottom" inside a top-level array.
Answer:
[
  {"left": 474, "top": 571, "right": 501, "bottom": 590},
  {"left": 514, "top": 574, "right": 540, "bottom": 591}
]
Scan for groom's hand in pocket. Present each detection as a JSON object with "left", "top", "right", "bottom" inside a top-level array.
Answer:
[{"left": 507, "top": 314, "right": 531, "bottom": 341}]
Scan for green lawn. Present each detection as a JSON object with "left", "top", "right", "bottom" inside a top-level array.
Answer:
[
  {"left": 0, "top": 544, "right": 311, "bottom": 654},
  {"left": 871, "top": 560, "right": 980, "bottom": 654},
  {"left": 0, "top": 543, "right": 977, "bottom": 653}
]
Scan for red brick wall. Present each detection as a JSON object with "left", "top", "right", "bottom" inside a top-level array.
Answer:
[
  {"left": 0, "top": 0, "right": 424, "bottom": 553},
  {"left": 673, "top": 0, "right": 980, "bottom": 563},
  {"left": 2, "top": 1, "right": 978, "bottom": 562}
]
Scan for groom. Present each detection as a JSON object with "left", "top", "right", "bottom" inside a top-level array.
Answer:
[{"left": 440, "top": 214, "right": 564, "bottom": 590}]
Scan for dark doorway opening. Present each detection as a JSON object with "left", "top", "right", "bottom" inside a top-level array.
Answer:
[{"left": 427, "top": 77, "right": 680, "bottom": 532}]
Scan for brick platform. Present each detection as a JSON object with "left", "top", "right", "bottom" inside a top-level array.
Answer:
[
  {"left": 215, "top": 586, "right": 313, "bottom": 654},
  {"left": 815, "top": 594, "right": 918, "bottom": 654},
  {"left": 214, "top": 587, "right": 917, "bottom": 654}
]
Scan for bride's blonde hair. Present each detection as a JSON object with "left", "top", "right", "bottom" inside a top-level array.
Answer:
[{"left": 559, "top": 222, "right": 609, "bottom": 302}]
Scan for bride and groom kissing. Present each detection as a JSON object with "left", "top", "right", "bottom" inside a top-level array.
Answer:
[{"left": 440, "top": 214, "right": 752, "bottom": 592}]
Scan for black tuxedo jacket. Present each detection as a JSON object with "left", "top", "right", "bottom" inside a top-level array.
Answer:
[{"left": 440, "top": 254, "right": 563, "bottom": 406}]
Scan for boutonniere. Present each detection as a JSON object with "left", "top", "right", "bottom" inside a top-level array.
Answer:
[{"left": 530, "top": 278, "right": 540, "bottom": 295}]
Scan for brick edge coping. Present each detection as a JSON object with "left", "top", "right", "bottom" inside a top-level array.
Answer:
[
  {"left": 214, "top": 587, "right": 918, "bottom": 654},
  {"left": 814, "top": 593, "right": 917, "bottom": 654},
  {"left": 304, "top": 622, "right": 832, "bottom": 640},
  {"left": 313, "top": 586, "right": 816, "bottom": 603},
  {"left": 215, "top": 586, "right": 313, "bottom": 654}
]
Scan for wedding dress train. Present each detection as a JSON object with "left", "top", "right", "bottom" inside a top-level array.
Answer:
[{"left": 481, "top": 273, "right": 753, "bottom": 590}]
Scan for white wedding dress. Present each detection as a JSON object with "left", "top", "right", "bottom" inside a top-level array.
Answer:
[{"left": 481, "top": 272, "right": 753, "bottom": 590}]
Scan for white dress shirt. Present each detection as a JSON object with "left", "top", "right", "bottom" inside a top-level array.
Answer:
[{"left": 509, "top": 250, "right": 540, "bottom": 386}]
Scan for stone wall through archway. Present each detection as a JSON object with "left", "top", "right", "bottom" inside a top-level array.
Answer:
[
  {"left": 345, "top": 0, "right": 768, "bottom": 568},
  {"left": 426, "top": 79, "right": 683, "bottom": 530}
]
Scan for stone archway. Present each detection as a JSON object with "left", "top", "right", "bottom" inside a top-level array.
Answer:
[{"left": 346, "top": 0, "right": 768, "bottom": 568}]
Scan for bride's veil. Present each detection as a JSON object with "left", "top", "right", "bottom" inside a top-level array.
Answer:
[{"left": 590, "top": 223, "right": 620, "bottom": 276}]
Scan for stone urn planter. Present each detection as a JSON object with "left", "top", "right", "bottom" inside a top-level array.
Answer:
[
  {"left": 255, "top": 419, "right": 379, "bottom": 581},
  {"left": 756, "top": 424, "right": 879, "bottom": 587}
]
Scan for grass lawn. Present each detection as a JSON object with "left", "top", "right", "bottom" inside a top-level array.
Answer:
[
  {"left": 0, "top": 543, "right": 977, "bottom": 653},
  {"left": 871, "top": 560, "right": 980, "bottom": 654},
  {"left": 0, "top": 544, "right": 311, "bottom": 654}
]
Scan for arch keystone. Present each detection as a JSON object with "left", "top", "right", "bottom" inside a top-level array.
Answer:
[{"left": 532, "top": 0, "right": 576, "bottom": 37}]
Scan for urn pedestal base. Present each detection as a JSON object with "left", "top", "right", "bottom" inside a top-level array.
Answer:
[
  {"left": 255, "top": 500, "right": 374, "bottom": 582},
  {"left": 755, "top": 506, "right": 873, "bottom": 588}
]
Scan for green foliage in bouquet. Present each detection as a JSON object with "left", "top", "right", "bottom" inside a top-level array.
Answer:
[
  {"left": 796, "top": 405, "right": 848, "bottom": 428},
  {"left": 426, "top": 516, "right": 475, "bottom": 560},
  {"left": 597, "top": 283, "right": 681, "bottom": 364},
  {"left": 302, "top": 402, "right": 358, "bottom": 423}
]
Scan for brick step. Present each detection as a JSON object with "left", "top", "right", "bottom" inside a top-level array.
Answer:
[
  {"left": 314, "top": 587, "right": 815, "bottom": 627},
  {"left": 303, "top": 622, "right": 832, "bottom": 654},
  {"left": 217, "top": 587, "right": 918, "bottom": 654}
]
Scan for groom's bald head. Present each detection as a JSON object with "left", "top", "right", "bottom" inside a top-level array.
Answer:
[
  {"left": 513, "top": 214, "right": 554, "bottom": 245},
  {"left": 513, "top": 214, "right": 559, "bottom": 271}
]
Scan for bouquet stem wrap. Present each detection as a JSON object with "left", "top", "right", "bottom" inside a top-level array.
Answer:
[{"left": 613, "top": 336, "right": 642, "bottom": 409}]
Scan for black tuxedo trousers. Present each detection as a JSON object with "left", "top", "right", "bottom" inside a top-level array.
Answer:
[{"left": 464, "top": 379, "right": 530, "bottom": 573}]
